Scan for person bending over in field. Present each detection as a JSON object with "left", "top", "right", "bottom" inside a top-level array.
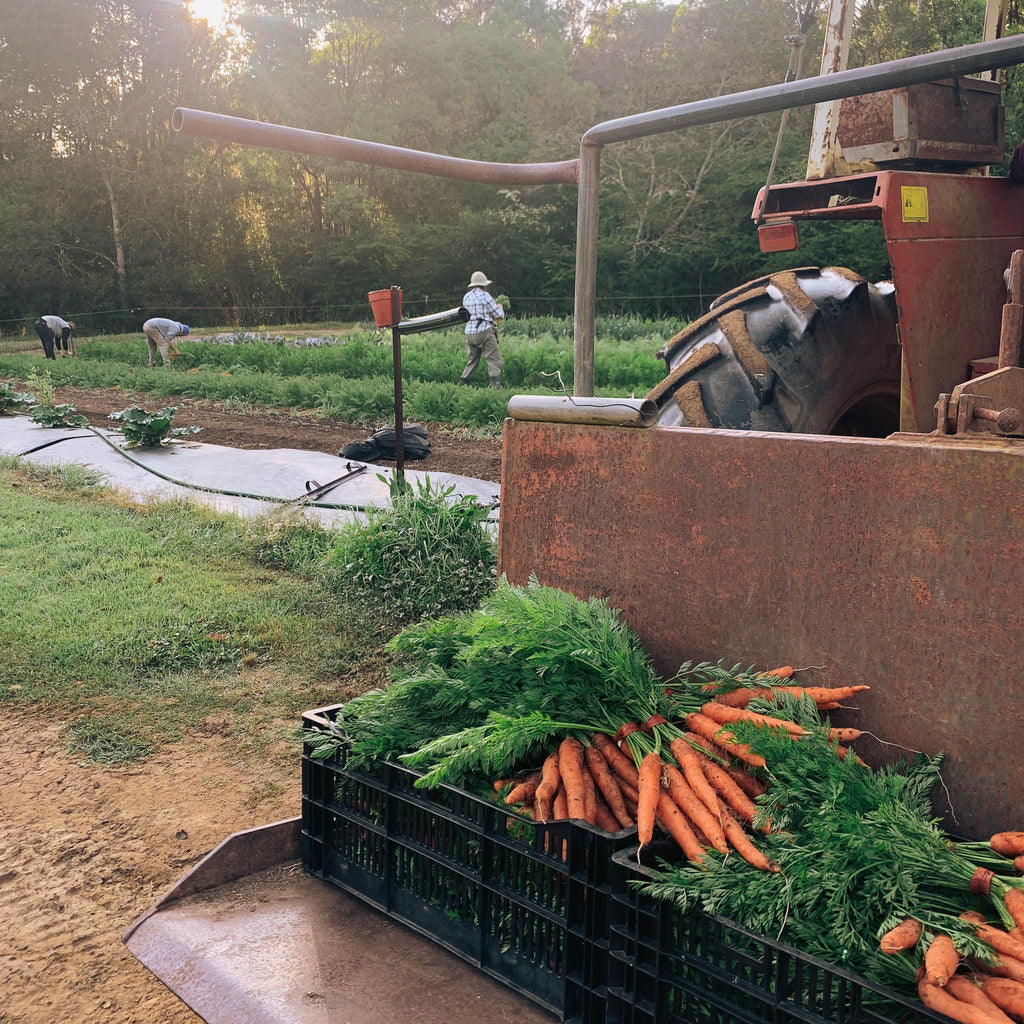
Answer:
[
  {"left": 142, "top": 317, "right": 190, "bottom": 367},
  {"left": 34, "top": 315, "right": 76, "bottom": 359}
]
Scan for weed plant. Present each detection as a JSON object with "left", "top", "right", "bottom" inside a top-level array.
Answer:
[{"left": 321, "top": 477, "right": 497, "bottom": 623}]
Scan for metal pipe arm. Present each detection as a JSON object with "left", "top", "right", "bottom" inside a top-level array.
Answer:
[{"left": 171, "top": 107, "right": 579, "bottom": 187}]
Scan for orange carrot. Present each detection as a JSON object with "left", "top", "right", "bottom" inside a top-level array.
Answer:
[
  {"left": 925, "top": 934, "right": 961, "bottom": 987},
  {"left": 1014, "top": 857, "right": 1024, "bottom": 875},
  {"left": 988, "top": 955, "right": 1024, "bottom": 985},
  {"left": 701, "top": 700, "right": 804, "bottom": 737},
  {"left": 1011, "top": 928, "right": 1024, "bottom": 945},
  {"left": 533, "top": 751, "right": 560, "bottom": 823},
  {"left": 1005, "top": 891, "right": 1024, "bottom": 931},
  {"left": 961, "top": 914, "right": 1024, "bottom": 963},
  {"left": 919, "top": 978, "right": 1011, "bottom": 1024},
  {"left": 637, "top": 753, "right": 663, "bottom": 848},
  {"left": 553, "top": 782, "right": 568, "bottom": 821},
  {"left": 757, "top": 666, "right": 795, "bottom": 680},
  {"left": 829, "top": 727, "right": 863, "bottom": 743},
  {"left": 982, "top": 977, "right": 1024, "bottom": 1019},
  {"left": 662, "top": 762, "right": 728, "bottom": 854},
  {"left": 697, "top": 754, "right": 761, "bottom": 828},
  {"left": 710, "top": 687, "right": 764, "bottom": 708},
  {"left": 684, "top": 712, "right": 767, "bottom": 769},
  {"left": 669, "top": 737, "right": 724, "bottom": 816},
  {"left": 945, "top": 976, "right": 1016, "bottom": 1024},
  {"left": 685, "top": 730, "right": 734, "bottom": 765},
  {"left": 593, "top": 796, "right": 622, "bottom": 833},
  {"left": 504, "top": 771, "right": 542, "bottom": 806},
  {"left": 880, "top": 918, "right": 923, "bottom": 953},
  {"left": 581, "top": 764, "right": 599, "bottom": 825},
  {"left": 721, "top": 812, "right": 778, "bottom": 872},
  {"left": 558, "top": 737, "right": 588, "bottom": 822},
  {"left": 655, "top": 790, "right": 706, "bottom": 864},
  {"left": 585, "top": 743, "right": 634, "bottom": 828},
  {"left": 992, "top": 834, "right": 1024, "bottom": 858},
  {"left": 768, "top": 684, "right": 870, "bottom": 705},
  {"left": 592, "top": 732, "right": 640, "bottom": 787},
  {"left": 493, "top": 779, "right": 511, "bottom": 793}
]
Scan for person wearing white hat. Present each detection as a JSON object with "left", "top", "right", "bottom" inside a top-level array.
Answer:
[
  {"left": 142, "top": 317, "right": 190, "bottom": 367},
  {"left": 459, "top": 271, "right": 505, "bottom": 389}
]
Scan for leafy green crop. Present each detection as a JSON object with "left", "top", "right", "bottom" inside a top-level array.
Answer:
[
  {"left": 29, "top": 403, "right": 87, "bottom": 428},
  {"left": 0, "top": 382, "right": 34, "bottom": 414},
  {"left": 108, "top": 405, "right": 202, "bottom": 446}
]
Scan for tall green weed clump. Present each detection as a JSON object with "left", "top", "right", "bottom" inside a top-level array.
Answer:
[{"left": 321, "top": 478, "right": 497, "bottom": 622}]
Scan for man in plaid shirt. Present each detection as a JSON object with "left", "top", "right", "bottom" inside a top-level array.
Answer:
[{"left": 459, "top": 271, "right": 505, "bottom": 389}]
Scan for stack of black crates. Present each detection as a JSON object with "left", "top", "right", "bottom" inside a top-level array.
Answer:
[{"left": 302, "top": 705, "right": 953, "bottom": 1024}]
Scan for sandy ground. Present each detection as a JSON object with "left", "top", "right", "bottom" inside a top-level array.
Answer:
[
  {"left": 0, "top": 713, "right": 297, "bottom": 1024},
  {"left": 0, "top": 389, "right": 503, "bottom": 1024}
]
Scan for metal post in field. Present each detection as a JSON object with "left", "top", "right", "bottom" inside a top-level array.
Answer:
[{"left": 390, "top": 285, "right": 405, "bottom": 478}]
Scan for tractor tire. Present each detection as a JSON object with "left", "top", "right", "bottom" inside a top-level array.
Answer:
[{"left": 647, "top": 266, "right": 901, "bottom": 436}]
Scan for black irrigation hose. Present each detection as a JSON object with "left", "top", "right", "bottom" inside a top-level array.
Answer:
[{"left": 18, "top": 423, "right": 375, "bottom": 512}]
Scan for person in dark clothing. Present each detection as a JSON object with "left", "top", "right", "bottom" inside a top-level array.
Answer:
[{"left": 34, "top": 316, "right": 75, "bottom": 359}]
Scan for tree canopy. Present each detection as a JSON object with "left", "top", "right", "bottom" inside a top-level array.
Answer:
[{"left": 1, "top": 0, "right": 1018, "bottom": 333}]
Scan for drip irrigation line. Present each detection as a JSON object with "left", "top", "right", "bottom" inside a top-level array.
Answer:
[{"left": 18, "top": 422, "right": 375, "bottom": 512}]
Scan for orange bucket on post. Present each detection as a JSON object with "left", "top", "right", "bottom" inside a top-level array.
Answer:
[{"left": 368, "top": 288, "right": 402, "bottom": 328}]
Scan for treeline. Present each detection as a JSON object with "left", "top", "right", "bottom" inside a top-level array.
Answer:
[{"left": 1, "top": 0, "right": 1017, "bottom": 334}]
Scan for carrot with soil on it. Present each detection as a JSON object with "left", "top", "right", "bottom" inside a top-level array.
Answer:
[
  {"left": 669, "top": 736, "right": 724, "bottom": 817},
  {"left": 960, "top": 913, "right": 1024, "bottom": 963},
  {"left": 533, "top": 751, "right": 560, "bottom": 823},
  {"left": 504, "top": 771, "right": 542, "bottom": 807},
  {"left": 655, "top": 790, "right": 707, "bottom": 865},
  {"left": 1006, "top": 890, "right": 1024, "bottom": 931},
  {"left": 721, "top": 811, "right": 778, "bottom": 872},
  {"left": 553, "top": 783, "right": 569, "bottom": 821},
  {"left": 767, "top": 684, "right": 870, "bottom": 705},
  {"left": 925, "top": 933, "right": 961, "bottom": 987},
  {"left": 684, "top": 712, "right": 767, "bottom": 769},
  {"left": 1014, "top": 856, "right": 1024, "bottom": 874},
  {"left": 879, "top": 917, "right": 923, "bottom": 954},
  {"left": 992, "top": 834, "right": 1024, "bottom": 858},
  {"left": 558, "top": 737, "right": 589, "bottom": 822},
  {"left": 918, "top": 978, "right": 1012, "bottom": 1024},
  {"left": 700, "top": 700, "right": 804, "bottom": 737},
  {"left": 945, "top": 976, "right": 1017, "bottom": 1024},
  {"left": 637, "top": 752, "right": 663, "bottom": 849},
  {"left": 593, "top": 796, "right": 622, "bottom": 833},
  {"left": 662, "top": 762, "right": 728, "bottom": 854},
  {"left": 828, "top": 727, "right": 864, "bottom": 744},
  {"left": 696, "top": 754, "right": 763, "bottom": 829},
  {"left": 592, "top": 732, "right": 641, "bottom": 787},
  {"left": 756, "top": 666, "right": 794, "bottom": 680},
  {"left": 982, "top": 977, "right": 1024, "bottom": 1020},
  {"left": 584, "top": 743, "right": 634, "bottom": 828}
]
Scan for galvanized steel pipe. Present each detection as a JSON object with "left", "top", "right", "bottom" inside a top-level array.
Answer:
[
  {"left": 507, "top": 395, "right": 657, "bottom": 427},
  {"left": 171, "top": 108, "right": 579, "bottom": 186},
  {"left": 572, "top": 33, "right": 1024, "bottom": 396}
]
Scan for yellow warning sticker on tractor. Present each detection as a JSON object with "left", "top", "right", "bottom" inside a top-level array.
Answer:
[{"left": 901, "top": 186, "right": 929, "bottom": 223}]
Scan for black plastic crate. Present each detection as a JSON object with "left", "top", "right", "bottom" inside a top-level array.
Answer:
[
  {"left": 605, "top": 846, "right": 958, "bottom": 1024},
  {"left": 301, "top": 704, "right": 637, "bottom": 1022}
]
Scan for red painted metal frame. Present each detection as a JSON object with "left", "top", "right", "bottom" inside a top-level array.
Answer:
[
  {"left": 499, "top": 418, "right": 1024, "bottom": 841},
  {"left": 756, "top": 171, "right": 1024, "bottom": 431}
]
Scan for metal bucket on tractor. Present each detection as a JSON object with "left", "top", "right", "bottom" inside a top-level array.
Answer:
[{"left": 128, "top": 9, "right": 1024, "bottom": 1021}]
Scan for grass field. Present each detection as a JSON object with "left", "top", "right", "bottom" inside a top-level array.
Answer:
[{"left": 0, "top": 315, "right": 683, "bottom": 431}]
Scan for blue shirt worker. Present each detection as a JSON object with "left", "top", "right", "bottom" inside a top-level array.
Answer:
[
  {"left": 34, "top": 315, "right": 75, "bottom": 359},
  {"left": 459, "top": 271, "right": 505, "bottom": 389},
  {"left": 143, "top": 317, "right": 189, "bottom": 367}
]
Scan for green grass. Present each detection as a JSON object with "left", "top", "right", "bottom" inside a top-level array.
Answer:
[
  {"left": 0, "top": 457, "right": 392, "bottom": 766},
  {"left": 0, "top": 315, "right": 678, "bottom": 432}
]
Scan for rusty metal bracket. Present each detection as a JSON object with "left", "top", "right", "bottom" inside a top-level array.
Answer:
[{"left": 934, "top": 376, "right": 1024, "bottom": 436}]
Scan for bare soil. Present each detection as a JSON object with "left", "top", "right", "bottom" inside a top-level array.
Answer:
[
  {"left": 55, "top": 385, "right": 504, "bottom": 483},
  {"left": 1, "top": 387, "right": 504, "bottom": 1024}
]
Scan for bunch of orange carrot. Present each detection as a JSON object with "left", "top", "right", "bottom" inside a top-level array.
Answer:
[
  {"left": 496, "top": 666, "right": 874, "bottom": 871},
  {"left": 880, "top": 831, "right": 1024, "bottom": 1023}
]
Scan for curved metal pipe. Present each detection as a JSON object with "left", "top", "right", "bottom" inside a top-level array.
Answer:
[
  {"left": 172, "top": 107, "right": 578, "bottom": 187},
  {"left": 507, "top": 395, "right": 657, "bottom": 427}
]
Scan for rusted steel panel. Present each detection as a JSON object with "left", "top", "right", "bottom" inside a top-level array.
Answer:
[{"left": 499, "top": 420, "right": 1024, "bottom": 840}]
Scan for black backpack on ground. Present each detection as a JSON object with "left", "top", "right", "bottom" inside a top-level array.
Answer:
[{"left": 339, "top": 423, "right": 430, "bottom": 462}]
